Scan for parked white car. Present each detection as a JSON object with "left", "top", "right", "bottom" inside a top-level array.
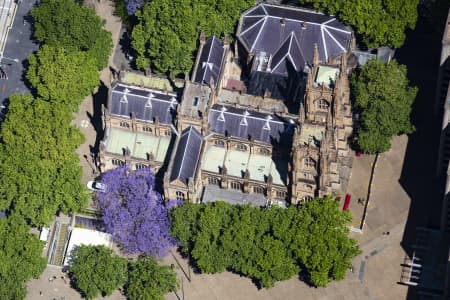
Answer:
[{"left": 87, "top": 181, "right": 106, "bottom": 192}]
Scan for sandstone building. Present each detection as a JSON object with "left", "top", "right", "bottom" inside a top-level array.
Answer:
[{"left": 101, "top": 3, "right": 355, "bottom": 206}]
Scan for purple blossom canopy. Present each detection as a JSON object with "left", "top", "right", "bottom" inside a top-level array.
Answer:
[
  {"left": 126, "top": 0, "right": 145, "bottom": 15},
  {"left": 98, "top": 165, "right": 175, "bottom": 258}
]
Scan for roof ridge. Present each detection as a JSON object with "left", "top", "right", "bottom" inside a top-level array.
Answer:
[
  {"left": 173, "top": 126, "right": 202, "bottom": 183},
  {"left": 260, "top": 3, "right": 328, "bottom": 16},
  {"left": 175, "top": 126, "right": 194, "bottom": 180},
  {"left": 115, "top": 83, "right": 177, "bottom": 97}
]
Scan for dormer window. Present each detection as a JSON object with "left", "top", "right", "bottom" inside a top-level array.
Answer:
[
  {"left": 120, "top": 88, "right": 130, "bottom": 103},
  {"left": 263, "top": 115, "right": 272, "bottom": 130},
  {"left": 202, "top": 62, "right": 214, "bottom": 71},
  {"left": 145, "top": 93, "right": 154, "bottom": 108},
  {"left": 240, "top": 111, "right": 249, "bottom": 126},
  {"left": 168, "top": 97, "right": 177, "bottom": 110},
  {"left": 218, "top": 106, "right": 227, "bottom": 122}
]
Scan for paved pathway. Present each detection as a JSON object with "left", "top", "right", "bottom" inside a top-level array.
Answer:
[
  {"left": 345, "top": 152, "right": 375, "bottom": 229},
  {"left": 27, "top": 3, "right": 124, "bottom": 298},
  {"left": 74, "top": 0, "right": 122, "bottom": 188}
]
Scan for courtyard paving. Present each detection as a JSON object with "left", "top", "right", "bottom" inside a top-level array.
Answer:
[{"left": 160, "top": 135, "right": 411, "bottom": 300}]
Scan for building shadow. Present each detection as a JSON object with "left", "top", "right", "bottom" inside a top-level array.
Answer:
[
  {"left": 396, "top": 14, "right": 447, "bottom": 300},
  {"left": 86, "top": 81, "right": 108, "bottom": 157}
]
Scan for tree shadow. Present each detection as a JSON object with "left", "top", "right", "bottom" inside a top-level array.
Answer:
[
  {"left": 396, "top": 14, "right": 447, "bottom": 300},
  {"left": 19, "top": 56, "right": 37, "bottom": 97}
]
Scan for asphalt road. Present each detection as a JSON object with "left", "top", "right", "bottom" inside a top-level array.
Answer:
[{"left": 0, "top": 0, "right": 38, "bottom": 105}]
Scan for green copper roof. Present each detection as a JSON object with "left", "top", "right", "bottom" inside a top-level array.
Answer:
[
  {"left": 121, "top": 72, "right": 174, "bottom": 92},
  {"left": 105, "top": 128, "right": 171, "bottom": 162},
  {"left": 315, "top": 65, "right": 339, "bottom": 88}
]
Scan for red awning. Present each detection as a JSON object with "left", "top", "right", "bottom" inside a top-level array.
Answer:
[{"left": 343, "top": 194, "right": 351, "bottom": 211}]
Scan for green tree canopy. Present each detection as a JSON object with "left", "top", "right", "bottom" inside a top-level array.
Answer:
[
  {"left": 0, "top": 94, "right": 87, "bottom": 226},
  {"left": 70, "top": 245, "right": 128, "bottom": 300},
  {"left": 31, "top": 0, "right": 112, "bottom": 69},
  {"left": 131, "top": 0, "right": 253, "bottom": 75},
  {"left": 299, "top": 0, "right": 419, "bottom": 48},
  {"left": 27, "top": 45, "right": 99, "bottom": 111},
  {"left": 351, "top": 59, "right": 417, "bottom": 153},
  {"left": 170, "top": 197, "right": 360, "bottom": 288},
  {"left": 125, "top": 256, "right": 178, "bottom": 300},
  {"left": 0, "top": 216, "right": 46, "bottom": 300}
]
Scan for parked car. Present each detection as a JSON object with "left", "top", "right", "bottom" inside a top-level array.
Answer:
[{"left": 87, "top": 181, "right": 106, "bottom": 192}]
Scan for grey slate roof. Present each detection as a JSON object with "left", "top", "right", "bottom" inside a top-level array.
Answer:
[
  {"left": 270, "top": 32, "right": 304, "bottom": 75},
  {"left": 110, "top": 83, "right": 178, "bottom": 125},
  {"left": 238, "top": 4, "right": 352, "bottom": 75},
  {"left": 170, "top": 126, "right": 203, "bottom": 184},
  {"left": 194, "top": 36, "right": 225, "bottom": 86},
  {"left": 208, "top": 104, "right": 295, "bottom": 145},
  {"left": 247, "top": 70, "right": 302, "bottom": 107},
  {"left": 202, "top": 185, "right": 267, "bottom": 207}
]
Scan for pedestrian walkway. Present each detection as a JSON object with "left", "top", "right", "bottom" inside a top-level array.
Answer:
[
  {"left": 346, "top": 151, "right": 375, "bottom": 229},
  {"left": 74, "top": 0, "right": 122, "bottom": 189},
  {"left": 0, "top": 0, "right": 16, "bottom": 58}
]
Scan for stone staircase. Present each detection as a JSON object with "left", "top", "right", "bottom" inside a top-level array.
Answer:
[{"left": 48, "top": 222, "right": 70, "bottom": 266}]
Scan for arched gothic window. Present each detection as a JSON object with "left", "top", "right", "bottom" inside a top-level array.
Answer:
[
  {"left": 214, "top": 139, "right": 225, "bottom": 147},
  {"left": 236, "top": 144, "right": 248, "bottom": 152},
  {"left": 231, "top": 182, "right": 242, "bottom": 191},
  {"left": 120, "top": 121, "right": 130, "bottom": 128},
  {"left": 259, "top": 148, "right": 270, "bottom": 156},
  {"left": 301, "top": 195, "right": 313, "bottom": 203},
  {"left": 253, "top": 186, "right": 264, "bottom": 194},
  {"left": 317, "top": 99, "right": 329, "bottom": 110},
  {"left": 208, "top": 177, "right": 220, "bottom": 185},
  {"left": 176, "top": 191, "right": 185, "bottom": 201},
  {"left": 304, "top": 157, "right": 316, "bottom": 169}
]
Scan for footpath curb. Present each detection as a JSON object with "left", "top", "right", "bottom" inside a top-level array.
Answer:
[{"left": 0, "top": 2, "right": 17, "bottom": 57}]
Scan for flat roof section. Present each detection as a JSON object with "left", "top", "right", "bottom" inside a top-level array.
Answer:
[
  {"left": 105, "top": 128, "right": 171, "bottom": 163},
  {"left": 63, "top": 228, "right": 112, "bottom": 266},
  {"left": 202, "top": 185, "right": 267, "bottom": 207},
  {"left": 121, "top": 72, "right": 174, "bottom": 92},
  {"left": 203, "top": 146, "right": 288, "bottom": 185},
  {"left": 247, "top": 153, "right": 271, "bottom": 182},
  {"left": 299, "top": 123, "right": 325, "bottom": 147},
  {"left": 315, "top": 65, "right": 339, "bottom": 88},
  {"left": 225, "top": 149, "right": 250, "bottom": 178},
  {"left": 105, "top": 127, "right": 135, "bottom": 155},
  {"left": 202, "top": 145, "right": 227, "bottom": 173}
]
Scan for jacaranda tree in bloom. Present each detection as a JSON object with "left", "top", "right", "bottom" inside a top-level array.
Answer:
[
  {"left": 97, "top": 165, "right": 175, "bottom": 258},
  {"left": 126, "top": 0, "right": 145, "bottom": 15}
]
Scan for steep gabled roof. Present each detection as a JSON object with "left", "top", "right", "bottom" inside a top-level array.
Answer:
[
  {"left": 170, "top": 126, "right": 203, "bottom": 184},
  {"left": 238, "top": 3, "right": 351, "bottom": 72},
  {"left": 110, "top": 83, "right": 178, "bottom": 125},
  {"left": 270, "top": 32, "right": 304, "bottom": 76},
  {"left": 194, "top": 36, "right": 225, "bottom": 86},
  {"left": 208, "top": 104, "right": 295, "bottom": 145}
]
